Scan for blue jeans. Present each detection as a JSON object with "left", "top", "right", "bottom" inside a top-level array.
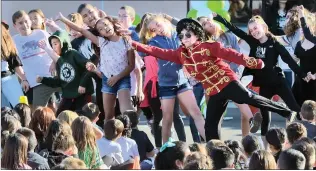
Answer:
[
  {"left": 190, "top": 83, "right": 204, "bottom": 143},
  {"left": 1, "top": 74, "right": 24, "bottom": 108},
  {"left": 101, "top": 74, "right": 131, "bottom": 95}
]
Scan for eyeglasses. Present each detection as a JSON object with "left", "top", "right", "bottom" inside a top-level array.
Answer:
[{"left": 178, "top": 32, "right": 191, "bottom": 40}]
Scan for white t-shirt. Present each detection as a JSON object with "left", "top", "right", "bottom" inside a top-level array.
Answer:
[
  {"left": 116, "top": 136, "right": 139, "bottom": 162},
  {"left": 97, "top": 137, "right": 124, "bottom": 164},
  {"left": 13, "top": 30, "right": 53, "bottom": 88},
  {"left": 98, "top": 37, "right": 131, "bottom": 78},
  {"left": 130, "top": 55, "right": 144, "bottom": 96}
]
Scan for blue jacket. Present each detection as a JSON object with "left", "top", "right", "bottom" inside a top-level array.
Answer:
[{"left": 148, "top": 31, "right": 188, "bottom": 86}]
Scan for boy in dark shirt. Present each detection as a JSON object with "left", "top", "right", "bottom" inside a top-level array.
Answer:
[
  {"left": 299, "top": 100, "right": 316, "bottom": 139},
  {"left": 125, "top": 110, "right": 155, "bottom": 169},
  {"left": 36, "top": 30, "right": 93, "bottom": 114}
]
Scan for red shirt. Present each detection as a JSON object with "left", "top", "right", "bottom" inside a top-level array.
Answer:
[{"left": 133, "top": 40, "right": 263, "bottom": 96}]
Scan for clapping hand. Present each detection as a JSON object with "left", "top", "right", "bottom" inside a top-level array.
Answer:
[{"left": 86, "top": 62, "right": 96, "bottom": 72}]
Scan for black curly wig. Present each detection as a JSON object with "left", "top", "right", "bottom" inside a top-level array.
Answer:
[{"left": 176, "top": 19, "right": 207, "bottom": 42}]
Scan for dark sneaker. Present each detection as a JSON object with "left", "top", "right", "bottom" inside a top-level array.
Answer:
[
  {"left": 250, "top": 112, "right": 262, "bottom": 133},
  {"left": 287, "top": 112, "right": 297, "bottom": 123}
]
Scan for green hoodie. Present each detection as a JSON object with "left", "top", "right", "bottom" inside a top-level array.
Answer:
[{"left": 41, "top": 30, "right": 94, "bottom": 98}]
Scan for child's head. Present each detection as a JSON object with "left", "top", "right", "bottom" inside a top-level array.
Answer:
[
  {"left": 242, "top": 134, "right": 261, "bottom": 157},
  {"left": 300, "top": 100, "right": 316, "bottom": 122},
  {"left": 266, "top": 127, "right": 286, "bottom": 153},
  {"left": 66, "top": 13, "right": 84, "bottom": 39},
  {"left": 188, "top": 143, "right": 208, "bottom": 156},
  {"left": 286, "top": 122, "right": 307, "bottom": 145},
  {"left": 116, "top": 114, "right": 132, "bottom": 138},
  {"left": 135, "top": 13, "right": 152, "bottom": 33},
  {"left": 77, "top": 3, "right": 100, "bottom": 28},
  {"left": 16, "top": 127, "right": 37, "bottom": 152},
  {"left": 125, "top": 110, "right": 138, "bottom": 128},
  {"left": 118, "top": 6, "right": 136, "bottom": 29},
  {"left": 1, "top": 106, "right": 21, "bottom": 121},
  {"left": 28, "top": 9, "right": 46, "bottom": 30},
  {"left": 249, "top": 150, "right": 277, "bottom": 170},
  {"left": 1, "top": 114, "right": 21, "bottom": 134},
  {"left": 1, "top": 21, "right": 18, "bottom": 61},
  {"left": 1, "top": 133, "right": 28, "bottom": 169},
  {"left": 206, "top": 139, "right": 226, "bottom": 155},
  {"left": 176, "top": 19, "right": 207, "bottom": 48},
  {"left": 291, "top": 141, "right": 316, "bottom": 169},
  {"left": 57, "top": 110, "right": 79, "bottom": 126},
  {"left": 277, "top": 148, "right": 306, "bottom": 169},
  {"left": 95, "top": 17, "right": 122, "bottom": 38},
  {"left": 14, "top": 103, "right": 31, "bottom": 127},
  {"left": 155, "top": 140, "right": 190, "bottom": 169},
  {"left": 58, "top": 157, "right": 87, "bottom": 169},
  {"left": 44, "top": 119, "right": 72, "bottom": 151},
  {"left": 80, "top": 102, "right": 100, "bottom": 123},
  {"left": 103, "top": 119, "right": 124, "bottom": 141},
  {"left": 184, "top": 152, "right": 213, "bottom": 169},
  {"left": 224, "top": 140, "right": 244, "bottom": 167},
  {"left": 52, "top": 132, "right": 77, "bottom": 156},
  {"left": 197, "top": 16, "right": 224, "bottom": 40},
  {"left": 71, "top": 116, "right": 96, "bottom": 151},
  {"left": 140, "top": 14, "right": 173, "bottom": 44},
  {"left": 210, "top": 145, "right": 235, "bottom": 169},
  {"left": 12, "top": 10, "right": 32, "bottom": 36},
  {"left": 247, "top": 15, "right": 270, "bottom": 40},
  {"left": 29, "top": 106, "right": 56, "bottom": 142}
]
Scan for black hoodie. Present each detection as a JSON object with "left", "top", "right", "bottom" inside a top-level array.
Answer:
[{"left": 41, "top": 30, "right": 94, "bottom": 98}]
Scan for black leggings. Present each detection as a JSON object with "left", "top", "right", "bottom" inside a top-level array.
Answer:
[
  {"left": 147, "top": 81, "right": 186, "bottom": 147},
  {"left": 259, "top": 78, "right": 300, "bottom": 135},
  {"left": 205, "top": 81, "right": 293, "bottom": 141},
  {"left": 95, "top": 78, "right": 106, "bottom": 128}
]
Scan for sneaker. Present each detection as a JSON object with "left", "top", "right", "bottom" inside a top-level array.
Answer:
[{"left": 250, "top": 112, "right": 262, "bottom": 133}]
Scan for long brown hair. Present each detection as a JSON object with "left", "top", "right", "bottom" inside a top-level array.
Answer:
[
  {"left": 249, "top": 150, "right": 277, "bottom": 170},
  {"left": 71, "top": 116, "right": 97, "bottom": 167},
  {"left": 28, "top": 9, "right": 46, "bottom": 30},
  {"left": 29, "top": 107, "right": 56, "bottom": 143},
  {"left": 1, "top": 23, "right": 18, "bottom": 61},
  {"left": 1, "top": 133, "right": 28, "bottom": 169}
]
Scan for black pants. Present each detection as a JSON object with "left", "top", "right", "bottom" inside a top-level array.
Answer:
[
  {"left": 259, "top": 78, "right": 300, "bottom": 135},
  {"left": 95, "top": 78, "right": 105, "bottom": 128},
  {"left": 56, "top": 94, "right": 91, "bottom": 115},
  {"left": 147, "top": 81, "right": 186, "bottom": 147},
  {"left": 205, "top": 81, "right": 292, "bottom": 141}
]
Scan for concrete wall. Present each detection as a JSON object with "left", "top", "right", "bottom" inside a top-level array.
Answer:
[{"left": 2, "top": 1, "right": 187, "bottom": 35}]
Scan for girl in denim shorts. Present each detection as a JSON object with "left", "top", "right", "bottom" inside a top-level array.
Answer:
[{"left": 59, "top": 14, "right": 135, "bottom": 121}]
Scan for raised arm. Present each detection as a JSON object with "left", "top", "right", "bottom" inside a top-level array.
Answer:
[
  {"left": 297, "top": 5, "right": 316, "bottom": 44},
  {"left": 57, "top": 12, "right": 99, "bottom": 46},
  {"left": 300, "top": 17, "right": 316, "bottom": 44},
  {"left": 163, "top": 14, "right": 179, "bottom": 26},
  {"left": 132, "top": 40, "right": 182, "bottom": 64},
  {"left": 213, "top": 13, "right": 256, "bottom": 44},
  {"left": 275, "top": 41, "right": 307, "bottom": 79},
  {"left": 207, "top": 42, "right": 264, "bottom": 69}
]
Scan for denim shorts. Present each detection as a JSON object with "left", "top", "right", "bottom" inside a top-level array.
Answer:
[
  {"left": 159, "top": 82, "right": 192, "bottom": 99},
  {"left": 101, "top": 74, "right": 131, "bottom": 95}
]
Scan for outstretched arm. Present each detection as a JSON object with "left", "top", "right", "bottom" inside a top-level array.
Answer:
[
  {"left": 213, "top": 13, "right": 256, "bottom": 45},
  {"left": 275, "top": 41, "right": 307, "bottom": 79},
  {"left": 207, "top": 42, "right": 264, "bottom": 69},
  {"left": 57, "top": 12, "right": 99, "bottom": 46},
  {"left": 297, "top": 5, "right": 316, "bottom": 44},
  {"left": 132, "top": 41, "right": 182, "bottom": 64}
]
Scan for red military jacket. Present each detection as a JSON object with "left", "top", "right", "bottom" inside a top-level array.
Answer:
[{"left": 133, "top": 40, "right": 263, "bottom": 96}]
